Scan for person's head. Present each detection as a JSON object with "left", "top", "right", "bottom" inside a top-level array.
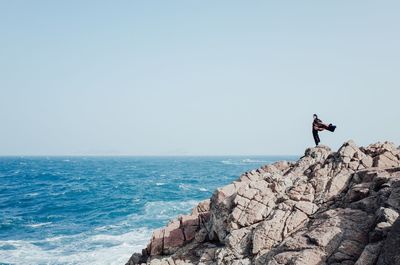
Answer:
[{"left": 313, "top": 114, "right": 318, "bottom": 119}]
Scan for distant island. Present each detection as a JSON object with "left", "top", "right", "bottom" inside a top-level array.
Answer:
[{"left": 126, "top": 140, "right": 400, "bottom": 265}]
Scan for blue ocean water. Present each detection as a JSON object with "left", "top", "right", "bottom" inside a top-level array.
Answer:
[{"left": 0, "top": 156, "right": 296, "bottom": 265}]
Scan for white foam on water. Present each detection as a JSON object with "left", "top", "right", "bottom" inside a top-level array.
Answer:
[
  {"left": 155, "top": 182, "right": 165, "bottom": 186},
  {"left": 178, "top": 184, "right": 190, "bottom": 190},
  {"left": 220, "top": 160, "right": 247, "bottom": 165},
  {"left": 144, "top": 200, "right": 198, "bottom": 219},
  {"left": 25, "top": 192, "right": 40, "bottom": 197},
  {"left": 241, "top": 159, "right": 270, "bottom": 163},
  {"left": 198, "top": 188, "right": 208, "bottom": 192},
  {"left": 26, "top": 222, "right": 52, "bottom": 228},
  {"left": 0, "top": 228, "right": 151, "bottom": 265},
  {"left": 94, "top": 224, "right": 120, "bottom": 232},
  {"left": 220, "top": 160, "right": 236, "bottom": 165},
  {"left": 221, "top": 158, "right": 271, "bottom": 165}
]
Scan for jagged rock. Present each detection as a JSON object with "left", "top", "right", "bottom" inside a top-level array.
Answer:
[
  {"left": 226, "top": 226, "right": 253, "bottom": 256},
  {"left": 374, "top": 152, "right": 400, "bottom": 168},
  {"left": 126, "top": 141, "right": 400, "bottom": 265},
  {"left": 376, "top": 207, "right": 399, "bottom": 224},
  {"left": 148, "top": 229, "right": 164, "bottom": 256},
  {"left": 377, "top": 217, "right": 400, "bottom": 265},
  {"left": 163, "top": 220, "right": 185, "bottom": 254},
  {"left": 354, "top": 242, "right": 383, "bottom": 265},
  {"left": 134, "top": 199, "right": 211, "bottom": 259}
]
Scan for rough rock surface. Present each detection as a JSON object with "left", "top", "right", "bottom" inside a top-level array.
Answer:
[{"left": 126, "top": 141, "right": 400, "bottom": 265}]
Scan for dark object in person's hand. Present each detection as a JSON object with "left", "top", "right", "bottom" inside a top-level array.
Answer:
[{"left": 327, "top": 124, "right": 336, "bottom": 132}]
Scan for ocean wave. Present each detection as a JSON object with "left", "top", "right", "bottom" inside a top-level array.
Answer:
[
  {"left": 25, "top": 192, "right": 40, "bottom": 197},
  {"left": 241, "top": 159, "right": 270, "bottom": 163},
  {"left": 220, "top": 160, "right": 238, "bottom": 165},
  {"left": 178, "top": 184, "right": 190, "bottom": 190},
  {"left": 0, "top": 228, "right": 151, "bottom": 265},
  {"left": 0, "top": 156, "right": 290, "bottom": 264},
  {"left": 144, "top": 200, "right": 198, "bottom": 220},
  {"left": 221, "top": 159, "right": 270, "bottom": 165},
  {"left": 26, "top": 222, "right": 52, "bottom": 228}
]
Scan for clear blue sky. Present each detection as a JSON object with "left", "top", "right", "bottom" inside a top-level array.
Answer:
[{"left": 0, "top": 1, "right": 399, "bottom": 155}]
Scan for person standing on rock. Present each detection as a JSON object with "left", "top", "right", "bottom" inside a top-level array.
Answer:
[{"left": 312, "top": 114, "right": 336, "bottom": 146}]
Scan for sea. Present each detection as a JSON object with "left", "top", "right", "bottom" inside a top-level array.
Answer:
[{"left": 0, "top": 156, "right": 296, "bottom": 265}]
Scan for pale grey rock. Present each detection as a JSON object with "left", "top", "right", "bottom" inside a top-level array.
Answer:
[
  {"left": 127, "top": 141, "right": 400, "bottom": 265},
  {"left": 376, "top": 207, "right": 399, "bottom": 224}
]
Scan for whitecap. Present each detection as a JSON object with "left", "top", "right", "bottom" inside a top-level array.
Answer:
[
  {"left": 43, "top": 234, "right": 73, "bottom": 242},
  {"left": 144, "top": 200, "right": 198, "bottom": 220},
  {"left": 25, "top": 192, "right": 40, "bottom": 197},
  {"left": 241, "top": 158, "right": 270, "bottom": 163},
  {"left": 178, "top": 184, "right": 190, "bottom": 190},
  {"left": 0, "top": 228, "right": 152, "bottom": 265},
  {"left": 220, "top": 160, "right": 244, "bottom": 166},
  {"left": 155, "top": 182, "right": 165, "bottom": 186},
  {"left": 221, "top": 159, "right": 270, "bottom": 165},
  {"left": 26, "top": 222, "right": 52, "bottom": 228},
  {"left": 94, "top": 223, "right": 119, "bottom": 232},
  {"left": 221, "top": 160, "right": 234, "bottom": 165},
  {"left": 198, "top": 188, "right": 208, "bottom": 192}
]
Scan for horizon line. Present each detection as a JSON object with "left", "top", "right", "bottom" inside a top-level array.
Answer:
[{"left": 0, "top": 154, "right": 300, "bottom": 158}]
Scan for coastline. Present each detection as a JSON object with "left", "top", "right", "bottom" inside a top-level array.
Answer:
[{"left": 127, "top": 140, "right": 400, "bottom": 265}]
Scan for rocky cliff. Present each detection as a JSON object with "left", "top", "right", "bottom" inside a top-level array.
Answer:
[{"left": 126, "top": 141, "right": 400, "bottom": 265}]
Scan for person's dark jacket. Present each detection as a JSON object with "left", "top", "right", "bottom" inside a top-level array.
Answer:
[{"left": 312, "top": 118, "right": 327, "bottom": 131}]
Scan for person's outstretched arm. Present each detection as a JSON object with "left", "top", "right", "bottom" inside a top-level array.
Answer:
[{"left": 314, "top": 119, "right": 328, "bottom": 131}]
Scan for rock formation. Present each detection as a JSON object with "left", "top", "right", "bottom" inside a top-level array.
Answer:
[{"left": 126, "top": 141, "right": 400, "bottom": 265}]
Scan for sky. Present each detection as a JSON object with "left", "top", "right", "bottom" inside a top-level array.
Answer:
[{"left": 0, "top": 1, "right": 399, "bottom": 156}]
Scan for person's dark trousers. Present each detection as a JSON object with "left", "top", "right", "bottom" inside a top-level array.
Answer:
[{"left": 312, "top": 130, "right": 320, "bottom": 145}]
